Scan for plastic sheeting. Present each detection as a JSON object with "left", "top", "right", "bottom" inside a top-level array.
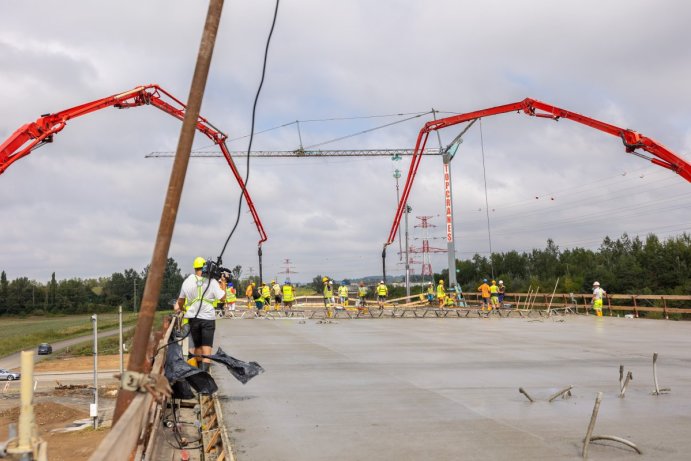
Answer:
[
  {"left": 164, "top": 341, "right": 218, "bottom": 397},
  {"left": 165, "top": 342, "right": 265, "bottom": 398},
  {"left": 202, "top": 347, "right": 265, "bottom": 384}
]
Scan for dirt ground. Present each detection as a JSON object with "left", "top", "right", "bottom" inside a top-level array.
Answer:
[
  {"left": 1, "top": 354, "right": 125, "bottom": 460},
  {"left": 33, "top": 353, "right": 129, "bottom": 372}
]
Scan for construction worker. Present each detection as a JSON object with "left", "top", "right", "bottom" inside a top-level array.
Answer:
[
  {"left": 338, "top": 281, "right": 349, "bottom": 307},
  {"left": 271, "top": 280, "right": 282, "bottom": 310},
  {"left": 426, "top": 282, "right": 435, "bottom": 305},
  {"left": 323, "top": 278, "right": 333, "bottom": 308},
  {"left": 478, "top": 279, "right": 491, "bottom": 311},
  {"left": 498, "top": 280, "right": 506, "bottom": 306},
  {"left": 445, "top": 287, "right": 456, "bottom": 307},
  {"left": 282, "top": 281, "right": 295, "bottom": 309},
  {"left": 376, "top": 281, "right": 388, "bottom": 307},
  {"left": 224, "top": 281, "right": 237, "bottom": 316},
  {"left": 245, "top": 282, "right": 255, "bottom": 309},
  {"left": 436, "top": 279, "right": 446, "bottom": 307},
  {"left": 251, "top": 282, "right": 264, "bottom": 311},
  {"left": 357, "top": 282, "right": 368, "bottom": 308},
  {"left": 175, "top": 257, "right": 226, "bottom": 372},
  {"left": 260, "top": 282, "right": 271, "bottom": 309},
  {"left": 490, "top": 280, "right": 499, "bottom": 310},
  {"left": 592, "top": 281, "right": 606, "bottom": 317}
]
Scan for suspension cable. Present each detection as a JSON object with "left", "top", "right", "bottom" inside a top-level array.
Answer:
[
  {"left": 479, "top": 118, "right": 495, "bottom": 279},
  {"left": 218, "top": 0, "right": 280, "bottom": 265}
]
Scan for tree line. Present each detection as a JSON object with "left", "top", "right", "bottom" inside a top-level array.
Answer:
[
  {"left": 0, "top": 258, "right": 185, "bottom": 316},
  {"left": 1, "top": 233, "right": 689, "bottom": 316},
  {"left": 443, "top": 233, "right": 691, "bottom": 296}
]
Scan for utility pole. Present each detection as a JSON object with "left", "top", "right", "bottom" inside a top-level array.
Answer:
[
  {"left": 118, "top": 306, "right": 124, "bottom": 376},
  {"left": 133, "top": 278, "right": 137, "bottom": 313},
  {"left": 91, "top": 314, "right": 99, "bottom": 429},
  {"left": 113, "top": 0, "right": 225, "bottom": 423}
]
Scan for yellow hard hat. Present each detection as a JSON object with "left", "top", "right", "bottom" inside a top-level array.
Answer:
[
  {"left": 322, "top": 277, "right": 329, "bottom": 282},
  {"left": 438, "top": 280, "right": 443, "bottom": 284},
  {"left": 271, "top": 280, "right": 276, "bottom": 284},
  {"left": 193, "top": 257, "right": 206, "bottom": 269}
]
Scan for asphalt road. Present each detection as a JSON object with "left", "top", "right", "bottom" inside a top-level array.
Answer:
[{"left": 0, "top": 326, "right": 132, "bottom": 370}]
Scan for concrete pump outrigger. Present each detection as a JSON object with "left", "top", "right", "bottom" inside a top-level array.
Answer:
[
  {"left": 0, "top": 83, "right": 268, "bottom": 247},
  {"left": 382, "top": 98, "right": 691, "bottom": 281}
]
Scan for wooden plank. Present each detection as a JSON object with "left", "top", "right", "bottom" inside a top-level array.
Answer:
[{"left": 88, "top": 394, "right": 150, "bottom": 460}]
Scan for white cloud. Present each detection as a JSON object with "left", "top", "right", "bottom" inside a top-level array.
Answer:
[{"left": 0, "top": 0, "right": 689, "bottom": 284}]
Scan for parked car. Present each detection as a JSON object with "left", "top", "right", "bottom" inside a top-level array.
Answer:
[
  {"left": 37, "top": 343, "right": 53, "bottom": 355},
  {"left": 0, "top": 368, "right": 21, "bottom": 381}
]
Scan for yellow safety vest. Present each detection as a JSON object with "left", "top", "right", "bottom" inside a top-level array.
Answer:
[
  {"left": 437, "top": 284, "right": 445, "bottom": 298},
  {"left": 261, "top": 285, "right": 271, "bottom": 299},
  {"left": 358, "top": 286, "right": 368, "bottom": 297},
  {"left": 377, "top": 284, "right": 387, "bottom": 296},
  {"left": 183, "top": 276, "right": 217, "bottom": 315},
  {"left": 282, "top": 285, "right": 295, "bottom": 302},
  {"left": 338, "top": 286, "right": 349, "bottom": 297},
  {"left": 226, "top": 287, "right": 237, "bottom": 302}
]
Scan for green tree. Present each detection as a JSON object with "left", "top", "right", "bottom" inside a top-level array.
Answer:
[{"left": 0, "top": 271, "right": 8, "bottom": 315}]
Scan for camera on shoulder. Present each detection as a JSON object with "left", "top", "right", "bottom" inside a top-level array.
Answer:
[{"left": 202, "top": 258, "right": 232, "bottom": 281}]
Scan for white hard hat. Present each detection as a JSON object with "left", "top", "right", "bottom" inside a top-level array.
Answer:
[
  {"left": 593, "top": 281, "right": 600, "bottom": 286},
  {"left": 498, "top": 280, "right": 503, "bottom": 284}
]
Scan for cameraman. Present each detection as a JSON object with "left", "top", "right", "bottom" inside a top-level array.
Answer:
[{"left": 175, "top": 257, "right": 226, "bottom": 372}]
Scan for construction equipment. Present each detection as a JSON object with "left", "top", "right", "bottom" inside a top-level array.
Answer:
[
  {"left": 383, "top": 98, "right": 691, "bottom": 277},
  {"left": 0, "top": 83, "right": 267, "bottom": 246}
]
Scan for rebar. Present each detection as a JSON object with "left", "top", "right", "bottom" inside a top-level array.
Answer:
[
  {"left": 589, "top": 435, "right": 642, "bottom": 454},
  {"left": 548, "top": 385, "right": 573, "bottom": 402},
  {"left": 518, "top": 387, "right": 535, "bottom": 403},
  {"left": 619, "top": 371, "right": 633, "bottom": 398},
  {"left": 582, "top": 392, "right": 602, "bottom": 459}
]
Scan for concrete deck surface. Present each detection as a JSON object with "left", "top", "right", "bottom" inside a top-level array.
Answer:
[{"left": 213, "top": 316, "right": 691, "bottom": 461}]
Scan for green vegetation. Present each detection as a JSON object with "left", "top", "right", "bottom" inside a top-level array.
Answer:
[
  {"left": 0, "top": 313, "right": 139, "bottom": 357},
  {"left": 442, "top": 233, "right": 691, "bottom": 296},
  {"left": 0, "top": 258, "right": 185, "bottom": 316}
]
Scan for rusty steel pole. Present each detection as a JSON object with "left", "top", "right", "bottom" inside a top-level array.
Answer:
[{"left": 113, "top": 0, "right": 225, "bottom": 423}]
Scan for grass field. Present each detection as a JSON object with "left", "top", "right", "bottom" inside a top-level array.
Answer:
[{"left": 0, "top": 313, "right": 141, "bottom": 357}]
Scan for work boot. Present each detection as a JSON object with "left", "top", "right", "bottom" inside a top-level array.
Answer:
[{"left": 199, "top": 362, "right": 210, "bottom": 373}]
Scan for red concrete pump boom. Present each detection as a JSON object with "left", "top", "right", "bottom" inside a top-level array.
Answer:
[
  {"left": 0, "top": 84, "right": 267, "bottom": 246},
  {"left": 386, "top": 97, "right": 691, "bottom": 248}
]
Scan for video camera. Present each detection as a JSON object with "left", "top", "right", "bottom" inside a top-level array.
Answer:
[{"left": 202, "top": 258, "right": 232, "bottom": 282}]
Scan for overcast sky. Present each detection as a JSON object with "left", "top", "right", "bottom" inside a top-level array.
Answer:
[{"left": 1, "top": 0, "right": 690, "bottom": 284}]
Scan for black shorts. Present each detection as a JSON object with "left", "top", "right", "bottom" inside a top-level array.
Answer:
[{"left": 188, "top": 318, "right": 215, "bottom": 347}]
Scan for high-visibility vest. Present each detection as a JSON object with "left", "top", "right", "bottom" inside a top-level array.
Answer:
[
  {"left": 324, "top": 285, "right": 333, "bottom": 298},
  {"left": 261, "top": 285, "right": 271, "bottom": 299},
  {"left": 282, "top": 285, "right": 295, "bottom": 302},
  {"left": 272, "top": 284, "right": 281, "bottom": 296},
  {"left": 358, "top": 286, "right": 368, "bottom": 297},
  {"left": 437, "top": 284, "right": 445, "bottom": 298},
  {"left": 427, "top": 286, "right": 434, "bottom": 296},
  {"left": 184, "top": 276, "right": 217, "bottom": 313},
  {"left": 490, "top": 285, "right": 498, "bottom": 296},
  {"left": 245, "top": 285, "right": 254, "bottom": 298},
  {"left": 226, "top": 287, "right": 237, "bottom": 302},
  {"left": 377, "top": 284, "right": 387, "bottom": 296},
  {"left": 338, "top": 286, "right": 349, "bottom": 297}
]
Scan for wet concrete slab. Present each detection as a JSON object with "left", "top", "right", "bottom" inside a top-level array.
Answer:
[{"left": 213, "top": 316, "right": 691, "bottom": 460}]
